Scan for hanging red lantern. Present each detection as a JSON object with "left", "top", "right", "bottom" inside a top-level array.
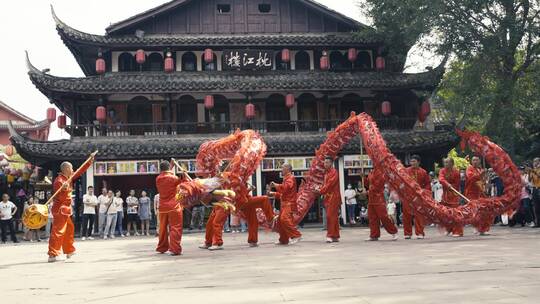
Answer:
[
  {"left": 96, "top": 57, "right": 106, "bottom": 74},
  {"left": 57, "top": 115, "right": 66, "bottom": 129},
  {"left": 320, "top": 55, "right": 329, "bottom": 70},
  {"left": 5, "top": 145, "right": 14, "bottom": 157},
  {"left": 46, "top": 108, "right": 56, "bottom": 122},
  {"left": 204, "top": 49, "right": 214, "bottom": 63},
  {"left": 245, "top": 103, "right": 256, "bottom": 119},
  {"left": 421, "top": 100, "right": 431, "bottom": 117},
  {"left": 135, "top": 49, "right": 146, "bottom": 64},
  {"left": 281, "top": 49, "right": 291, "bottom": 63},
  {"left": 164, "top": 52, "right": 174, "bottom": 73},
  {"left": 285, "top": 94, "right": 295, "bottom": 108},
  {"left": 204, "top": 95, "right": 214, "bottom": 109},
  {"left": 381, "top": 101, "right": 391, "bottom": 116},
  {"left": 96, "top": 106, "right": 106, "bottom": 122},
  {"left": 375, "top": 56, "right": 385, "bottom": 71},
  {"left": 348, "top": 48, "right": 357, "bottom": 62}
]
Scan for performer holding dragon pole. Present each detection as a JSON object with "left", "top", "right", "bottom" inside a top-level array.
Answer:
[
  {"left": 156, "top": 160, "right": 189, "bottom": 256},
  {"left": 48, "top": 152, "right": 96, "bottom": 263},
  {"left": 236, "top": 183, "right": 275, "bottom": 247},
  {"left": 402, "top": 154, "right": 431, "bottom": 239},
  {"left": 269, "top": 163, "right": 302, "bottom": 245},
  {"left": 365, "top": 167, "right": 398, "bottom": 241},
  {"left": 466, "top": 156, "right": 492, "bottom": 235},
  {"left": 438, "top": 157, "right": 463, "bottom": 237},
  {"left": 318, "top": 156, "right": 342, "bottom": 243}
]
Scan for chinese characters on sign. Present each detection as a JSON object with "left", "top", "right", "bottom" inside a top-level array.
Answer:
[{"left": 223, "top": 50, "right": 274, "bottom": 70}]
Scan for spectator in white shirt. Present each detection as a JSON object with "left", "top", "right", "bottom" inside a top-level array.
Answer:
[
  {"left": 125, "top": 190, "right": 140, "bottom": 236},
  {"left": 81, "top": 186, "right": 98, "bottom": 240},
  {"left": 430, "top": 172, "right": 443, "bottom": 203},
  {"left": 0, "top": 193, "right": 19, "bottom": 243},
  {"left": 153, "top": 193, "right": 160, "bottom": 237},
  {"left": 97, "top": 188, "right": 109, "bottom": 237},
  {"left": 344, "top": 184, "right": 357, "bottom": 224},
  {"left": 103, "top": 190, "right": 117, "bottom": 239},
  {"left": 114, "top": 191, "right": 125, "bottom": 237}
]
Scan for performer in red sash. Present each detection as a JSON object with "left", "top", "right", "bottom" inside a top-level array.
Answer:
[
  {"left": 270, "top": 163, "right": 302, "bottom": 245},
  {"left": 200, "top": 201, "right": 230, "bottom": 251},
  {"left": 319, "top": 156, "right": 342, "bottom": 243},
  {"left": 236, "top": 184, "right": 275, "bottom": 247},
  {"left": 438, "top": 158, "right": 463, "bottom": 237},
  {"left": 366, "top": 167, "right": 398, "bottom": 241},
  {"left": 465, "top": 156, "right": 491, "bottom": 235},
  {"left": 48, "top": 156, "right": 94, "bottom": 262},
  {"left": 156, "top": 161, "right": 188, "bottom": 255},
  {"left": 403, "top": 154, "right": 431, "bottom": 239}
]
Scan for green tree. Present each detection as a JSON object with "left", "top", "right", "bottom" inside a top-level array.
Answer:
[{"left": 359, "top": 0, "right": 540, "bottom": 157}]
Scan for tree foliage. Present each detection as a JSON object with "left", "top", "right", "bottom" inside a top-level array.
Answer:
[{"left": 359, "top": 0, "right": 540, "bottom": 158}]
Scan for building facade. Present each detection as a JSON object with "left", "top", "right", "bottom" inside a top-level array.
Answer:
[{"left": 11, "top": 0, "right": 457, "bottom": 222}]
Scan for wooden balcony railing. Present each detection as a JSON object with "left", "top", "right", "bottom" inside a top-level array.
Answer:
[{"left": 65, "top": 118, "right": 418, "bottom": 137}]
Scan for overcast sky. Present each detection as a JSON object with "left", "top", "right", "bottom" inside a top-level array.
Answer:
[{"left": 0, "top": 0, "right": 436, "bottom": 140}]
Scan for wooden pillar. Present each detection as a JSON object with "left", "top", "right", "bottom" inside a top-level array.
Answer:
[{"left": 167, "top": 95, "right": 173, "bottom": 134}]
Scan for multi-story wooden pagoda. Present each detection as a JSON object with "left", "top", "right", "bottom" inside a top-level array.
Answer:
[{"left": 11, "top": 0, "right": 456, "bottom": 218}]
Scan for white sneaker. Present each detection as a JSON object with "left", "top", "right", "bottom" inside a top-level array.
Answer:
[
  {"left": 81, "top": 237, "right": 86, "bottom": 241},
  {"left": 325, "top": 237, "right": 333, "bottom": 243},
  {"left": 452, "top": 234, "right": 463, "bottom": 237},
  {"left": 289, "top": 237, "right": 301, "bottom": 245},
  {"left": 391, "top": 234, "right": 398, "bottom": 241},
  {"left": 248, "top": 243, "right": 258, "bottom": 247},
  {"left": 198, "top": 244, "right": 210, "bottom": 249},
  {"left": 121, "top": 234, "right": 126, "bottom": 238},
  {"left": 110, "top": 235, "right": 115, "bottom": 239},
  {"left": 365, "top": 237, "right": 378, "bottom": 241},
  {"left": 135, "top": 232, "right": 140, "bottom": 236},
  {"left": 332, "top": 238, "right": 339, "bottom": 243},
  {"left": 88, "top": 237, "right": 94, "bottom": 240},
  {"left": 274, "top": 241, "right": 286, "bottom": 245},
  {"left": 48, "top": 256, "right": 57, "bottom": 263},
  {"left": 126, "top": 233, "right": 131, "bottom": 237},
  {"left": 404, "top": 235, "right": 411, "bottom": 239},
  {"left": 66, "top": 252, "right": 75, "bottom": 259},
  {"left": 416, "top": 235, "right": 425, "bottom": 239},
  {"left": 208, "top": 245, "right": 224, "bottom": 251},
  {"left": 528, "top": 222, "right": 535, "bottom": 227},
  {"left": 103, "top": 236, "right": 108, "bottom": 240}
]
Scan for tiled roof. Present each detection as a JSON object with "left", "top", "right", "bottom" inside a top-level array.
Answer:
[
  {"left": 9, "top": 122, "right": 458, "bottom": 166},
  {"left": 27, "top": 56, "right": 444, "bottom": 96},
  {"left": 52, "top": 7, "right": 378, "bottom": 48}
]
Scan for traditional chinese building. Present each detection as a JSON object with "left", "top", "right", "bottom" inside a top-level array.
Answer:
[
  {"left": 11, "top": 0, "right": 457, "bottom": 222},
  {"left": 0, "top": 100, "right": 50, "bottom": 145}
]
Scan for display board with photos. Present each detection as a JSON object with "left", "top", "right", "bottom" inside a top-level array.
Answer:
[
  {"left": 94, "top": 160, "right": 160, "bottom": 176},
  {"left": 343, "top": 155, "right": 373, "bottom": 169},
  {"left": 262, "top": 157, "right": 314, "bottom": 172}
]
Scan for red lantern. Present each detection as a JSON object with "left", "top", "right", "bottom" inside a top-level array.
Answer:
[
  {"left": 96, "top": 58, "right": 106, "bottom": 74},
  {"left": 281, "top": 49, "right": 291, "bottom": 63},
  {"left": 5, "top": 145, "right": 14, "bottom": 157},
  {"left": 245, "top": 103, "right": 256, "bottom": 119},
  {"left": 381, "top": 101, "right": 391, "bottom": 116},
  {"left": 164, "top": 54, "right": 175, "bottom": 73},
  {"left": 348, "top": 48, "right": 357, "bottom": 62},
  {"left": 46, "top": 108, "right": 56, "bottom": 122},
  {"left": 57, "top": 115, "right": 66, "bottom": 129},
  {"left": 285, "top": 94, "right": 295, "bottom": 108},
  {"left": 421, "top": 100, "right": 431, "bottom": 117},
  {"left": 135, "top": 49, "right": 146, "bottom": 64},
  {"left": 204, "top": 95, "right": 214, "bottom": 109},
  {"left": 320, "top": 55, "right": 329, "bottom": 70},
  {"left": 204, "top": 49, "right": 214, "bottom": 63},
  {"left": 96, "top": 106, "right": 106, "bottom": 122},
  {"left": 375, "top": 56, "right": 385, "bottom": 71}
]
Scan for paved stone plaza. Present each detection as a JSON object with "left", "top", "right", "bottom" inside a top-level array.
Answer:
[{"left": 1, "top": 226, "right": 538, "bottom": 304}]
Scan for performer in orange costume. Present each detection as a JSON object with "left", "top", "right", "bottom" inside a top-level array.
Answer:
[
  {"left": 200, "top": 201, "right": 230, "bottom": 251},
  {"left": 366, "top": 167, "right": 398, "bottom": 241},
  {"left": 465, "top": 156, "right": 491, "bottom": 235},
  {"left": 48, "top": 157, "right": 94, "bottom": 262},
  {"left": 156, "top": 161, "right": 187, "bottom": 256},
  {"left": 236, "top": 184, "right": 275, "bottom": 247},
  {"left": 270, "top": 163, "right": 302, "bottom": 245},
  {"left": 438, "top": 158, "right": 463, "bottom": 237},
  {"left": 403, "top": 154, "right": 431, "bottom": 239},
  {"left": 319, "top": 156, "right": 342, "bottom": 243}
]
